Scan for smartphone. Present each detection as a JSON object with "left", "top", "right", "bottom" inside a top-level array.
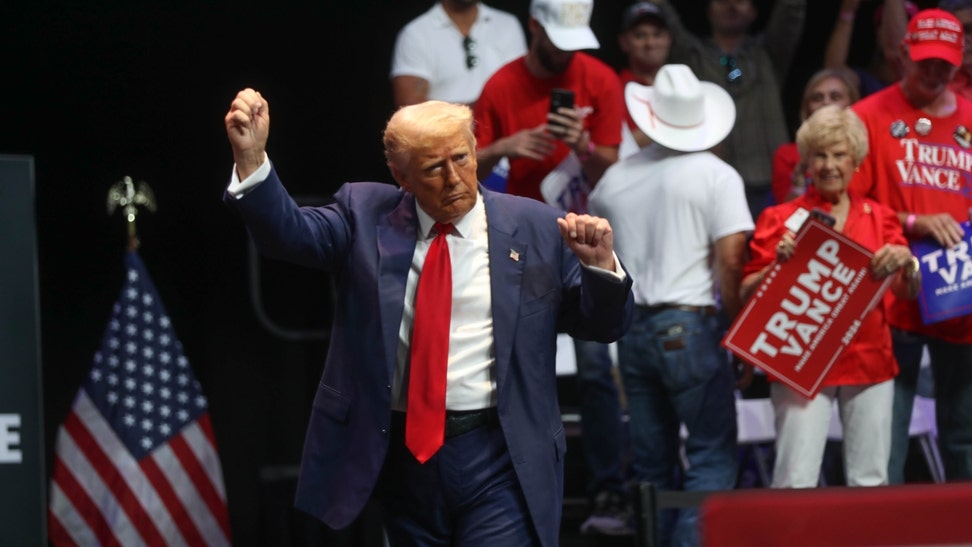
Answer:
[
  {"left": 549, "top": 88, "right": 574, "bottom": 128},
  {"left": 784, "top": 207, "right": 810, "bottom": 233},
  {"left": 810, "top": 208, "right": 837, "bottom": 228}
]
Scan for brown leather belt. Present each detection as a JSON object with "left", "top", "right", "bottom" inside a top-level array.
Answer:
[{"left": 643, "top": 304, "right": 718, "bottom": 316}]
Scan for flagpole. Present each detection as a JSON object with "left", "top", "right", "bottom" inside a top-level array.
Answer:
[
  {"left": 50, "top": 181, "right": 232, "bottom": 546},
  {"left": 106, "top": 176, "right": 157, "bottom": 251}
]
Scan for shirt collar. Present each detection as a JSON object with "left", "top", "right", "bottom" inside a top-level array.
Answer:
[
  {"left": 430, "top": 2, "right": 491, "bottom": 30},
  {"left": 414, "top": 192, "right": 485, "bottom": 239}
]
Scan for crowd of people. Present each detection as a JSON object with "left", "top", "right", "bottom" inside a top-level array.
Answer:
[{"left": 222, "top": 1, "right": 972, "bottom": 546}]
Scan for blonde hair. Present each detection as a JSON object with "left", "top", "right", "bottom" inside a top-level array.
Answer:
[
  {"left": 383, "top": 101, "right": 476, "bottom": 171},
  {"left": 796, "top": 104, "right": 868, "bottom": 165}
]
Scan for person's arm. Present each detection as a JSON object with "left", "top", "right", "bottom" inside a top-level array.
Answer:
[
  {"left": 392, "top": 75, "right": 430, "bottom": 107},
  {"left": 764, "top": 0, "right": 807, "bottom": 82},
  {"left": 740, "top": 229, "right": 795, "bottom": 302},
  {"left": 739, "top": 265, "right": 769, "bottom": 305},
  {"left": 715, "top": 232, "right": 749, "bottom": 321},
  {"left": 474, "top": 126, "right": 557, "bottom": 180},
  {"left": 557, "top": 212, "right": 634, "bottom": 345},
  {"left": 548, "top": 106, "right": 619, "bottom": 186},
  {"left": 879, "top": 0, "right": 909, "bottom": 81},
  {"left": 898, "top": 211, "right": 965, "bottom": 249},
  {"left": 575, "top": 135, "right": 618, "bottom": 186},
  {"left": 824, "top": 0, "right": 860, "bottom": 70},
  {"left": 389, "top": 21, "right": 433, "bottom": 107}
]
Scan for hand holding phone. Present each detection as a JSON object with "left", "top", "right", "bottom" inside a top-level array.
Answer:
[{"left": 548, "top": 88, "right": 574, "bottom": 133}]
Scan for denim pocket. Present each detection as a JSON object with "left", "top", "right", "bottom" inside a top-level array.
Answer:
[{"left": 655, "top": 315, "right": 722, "bottom": 392}]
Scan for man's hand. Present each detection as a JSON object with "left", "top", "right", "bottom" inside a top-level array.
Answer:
[
  {"left": 224, "top": 88, "right": 270, "bottom": 180},
  {"left": 499, "top": 125, "right": 557, "bottom": 161},
  {"left": 547, "top": 106, "right": 585, "bottom": 149},
  {"left": 557, "top": 213, "right": 616, "bottom": 271},
  {"left": 913, "top": 213, "right": 964, "bottom": 249}
]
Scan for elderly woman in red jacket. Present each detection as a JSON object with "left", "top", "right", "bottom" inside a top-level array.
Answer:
[{"left": 741, "top": 104, "right": 920, "bottom": 488}]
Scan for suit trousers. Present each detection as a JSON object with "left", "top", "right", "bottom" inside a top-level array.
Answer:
[{"left": 375, "top": 413, "right": 539, "bottom": 547}]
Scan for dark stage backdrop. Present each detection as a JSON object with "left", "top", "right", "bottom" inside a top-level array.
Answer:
[{"left": 1, "top": 0, "right": 903, "bottom": 544}]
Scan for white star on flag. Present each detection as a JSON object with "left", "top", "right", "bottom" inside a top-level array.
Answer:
[{"left": 48, "top": 252, "right": 231, "bottom": 546}]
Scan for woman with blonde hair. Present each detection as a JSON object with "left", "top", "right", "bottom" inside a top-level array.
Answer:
[{"left": 742, "top": 104, "right": 920, "bottom": 487}]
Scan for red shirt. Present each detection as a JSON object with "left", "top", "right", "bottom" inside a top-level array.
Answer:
[
  {"left": 474, "top": 53, "right": 624, "bottom": 202},
  {"left": 852, "top": 84, "right": 972, "bottom": 342},
  {"left": 618, "top": 68, "right": 645, "bottom": 139},
  {"left": 770, "top": 141, "right": 802, "bottom": 206},
  {"left": 950, "top": 69, "right": 972, "bottom": 103},
  {"left": 745, "top": 189, "right": 905, "bottom": 385}
]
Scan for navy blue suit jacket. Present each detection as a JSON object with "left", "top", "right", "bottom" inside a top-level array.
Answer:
[{"left": 228, "top": 167, "right": 633, "bottom": 547}]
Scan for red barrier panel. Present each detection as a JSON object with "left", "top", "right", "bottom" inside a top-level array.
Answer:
[{"left": 702, "top": 483, "right": 972, "bottom": 546}]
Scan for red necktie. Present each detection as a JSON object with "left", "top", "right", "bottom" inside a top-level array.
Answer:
[{"left": 406, "top": 222, "right": 453, "bottom": 463}]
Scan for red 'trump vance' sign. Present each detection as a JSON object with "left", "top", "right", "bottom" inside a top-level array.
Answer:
[{"left": 723, "top": 221, "right": 893, "bottom": 398}]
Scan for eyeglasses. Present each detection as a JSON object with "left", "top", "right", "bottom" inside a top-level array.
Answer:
[
  {"left": 720, "top": 55, "right": 742, "bottom": 84},
  {"left": 463, "top": 36, "right": 478, "bottom": 70}
]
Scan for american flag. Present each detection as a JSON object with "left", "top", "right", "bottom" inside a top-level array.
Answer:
[{"left": 48, "top": 252, "right": 231, "bottom": 546}]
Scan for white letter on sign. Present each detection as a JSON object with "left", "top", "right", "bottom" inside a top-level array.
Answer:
[{"left": 0, "top": 414, "right": 23, "bottom": 464}]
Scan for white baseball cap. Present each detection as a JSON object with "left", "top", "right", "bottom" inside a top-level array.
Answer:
[{"left": 530, "top": 0, "right": 600, "bottom": 51}]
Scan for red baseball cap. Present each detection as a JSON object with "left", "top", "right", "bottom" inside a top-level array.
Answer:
[{"left": 905, "top": 8, "right": 964, "bottom": 67}]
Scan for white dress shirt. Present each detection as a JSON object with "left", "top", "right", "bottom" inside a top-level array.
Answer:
[
  {"left": 229, "top": 155, "right": 626, "bottom": 412},
  {"left": 393, "top": 196, "right": 496, "bottom": 411}
]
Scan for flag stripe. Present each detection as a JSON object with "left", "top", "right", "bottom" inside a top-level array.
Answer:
[
  {"left": 46, "top": 507, "right": 77, "bottom": 547},
  {"left": 152, "top": 442, "right": 229, "bottom": 547},
  {"left": 140, "top": 454, "right": 208, "bottom": 546},
  {"left": 71, "top": 391, "right": 188, "bottom": 546},
  {"left": 64, "top": 410, "right": 167, "bottom": 546},
  {"left": 49, "top": 252, "right": 230, "bottom": 547},
  {"left": 48, "top": 485, "right": 89, "bottom": 547},
  {"left": 51, "top": 452, "right": 125, "bottom": 547},
  {"left": 169, "top": 430, "right": 232, "bottom": 541},
  {"left": 188, "top": 415, "right": 227, "bottom": 501}
]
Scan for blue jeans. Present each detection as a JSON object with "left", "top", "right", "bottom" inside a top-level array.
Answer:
[
  {"left": 573, "top": 338, "right": 626, "bottom": 497},
  {"left": 890, "top": 328, "right": 972, "bottom": 482},
  {"left": 618, "top": 307, "right": 737, "bottom": 547}
]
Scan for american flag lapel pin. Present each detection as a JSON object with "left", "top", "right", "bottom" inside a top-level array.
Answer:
[{"left": 509, "top": 249, "right": 520, "bottom": 262}]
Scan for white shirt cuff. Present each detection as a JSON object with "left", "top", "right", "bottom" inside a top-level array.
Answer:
[
  {"left": 582, "top": 251, "right": 626, "bottom": 282},
  {"left": 227, "top": 153, "right": 271, "bottom": 199}
]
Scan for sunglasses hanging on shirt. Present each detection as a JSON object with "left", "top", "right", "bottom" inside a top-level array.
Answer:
[{"left": 463, "top": 36, "right": 478, "bottom": 70}]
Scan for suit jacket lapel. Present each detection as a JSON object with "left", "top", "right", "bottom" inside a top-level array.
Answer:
[
  {"left": 483, "top": 189, "right": 528, "bottom": 393},
  {"left": 377, "top": 193, "right": 418, "bottom": 382},
  {"left": 377, "top": 189, "right": 529, "bottom": 393}
]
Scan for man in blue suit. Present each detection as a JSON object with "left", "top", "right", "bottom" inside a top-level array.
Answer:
[{"left": 223, "top": 89, "right": 633, "bottom": 546}]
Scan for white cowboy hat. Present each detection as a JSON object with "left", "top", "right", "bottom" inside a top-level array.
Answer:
[{"left": 626, "top": 64, "right": 735, "bottom": 152}]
